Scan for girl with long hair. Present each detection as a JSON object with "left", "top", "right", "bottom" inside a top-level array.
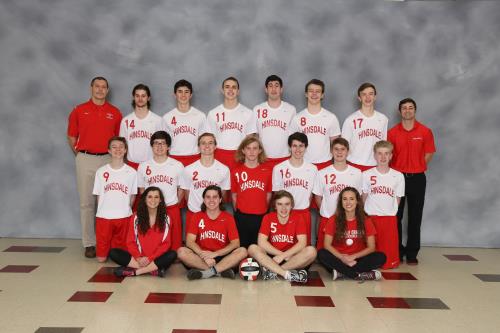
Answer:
[
  {"left": 317, "top": 187, "right": 386, "bottom": 280},
  {"left": 110, "top": 186, "right": 177, "bottom": 277}
]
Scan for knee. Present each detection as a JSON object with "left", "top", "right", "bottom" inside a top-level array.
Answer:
[
  {"left": 374, "top": 252, "right": 387, "bottom": 266},
  {"left": 247, "top": 244, "right": 260, "bottom": 257},
  {"left": 317, "top": 248, "right": 330, "bottom": 262},
  {"left": 304, "top": 246, "right": 317, "bottom": 260},
  {"left": 233, "top": 247, "right": 248, "bottom": 258},
  {"left": 176, "top": 247, "right": 192, "bottom": 261}
]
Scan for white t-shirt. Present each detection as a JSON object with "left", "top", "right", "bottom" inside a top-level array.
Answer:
[
  {"left": 180, "top": 159, "right": 231, "bottom": 212},
  {"left": 119, "top": 111, "right": 165, "bottom": 164},
  {"left": 313, "top": 164, "right": 362, "bottom": 218},
  {"left": 290, "top": 108, "right": 341, "bottom": 164},
  {"left": 163, "top": 107, "right": 207, "bottom": 156},
  {"left": 93, "top": 164, "right": 138, "bottom": 219},
  {"left": 341, "top": 110, "right": 388, "bottom": 166},
  {"left": 253, "top": 101, "right": 296, "bottom": 158},
  {"left": 362, "top": 167, "right": 405, "bottom": 216},
  {"left": 137, "top": 157, "right": 184, "bottom": 206},
  {"left": 272, "top": 159, "right": 317, "bottom": 209},
  {"left": 206, "top": 103, "right": 257, "bottom": 150}
]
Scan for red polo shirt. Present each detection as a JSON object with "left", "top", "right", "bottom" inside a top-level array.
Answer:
[
  {"left": 387, "top": 121, "right": 436, "bottom": 173},
  {"left": 67, "top": 99, "right": 122, "bottom": 153}
]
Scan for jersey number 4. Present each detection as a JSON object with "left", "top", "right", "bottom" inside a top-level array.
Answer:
[
  {"left": 125, "top": 119, "right": 135, "bottom": 129},
  {"left": 198, "top": 219, "right": 205, "bottom": 229}
]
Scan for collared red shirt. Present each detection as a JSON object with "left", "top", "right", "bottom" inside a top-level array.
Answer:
[{"left": 388, "top": 121, "right": 436, "bottom": 173}]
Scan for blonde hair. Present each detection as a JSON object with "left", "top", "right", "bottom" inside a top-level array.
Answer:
[
  {"left": 373, "top": 140, "right": 393, "bottom": 153},
  {"left": 235, "top": 135, "right": 267, "bottom": 164}
]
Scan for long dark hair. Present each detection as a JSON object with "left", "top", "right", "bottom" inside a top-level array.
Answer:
[
  {"left": 136, "top": 186, "right": 167, "bottom": 235},
  {"left": 334, "top": 187, "right": 366, "bottom": 242}
]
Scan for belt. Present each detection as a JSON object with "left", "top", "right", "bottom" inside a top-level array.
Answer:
[
  {"left": 79, "top": 150, "right": 108, "bottom": 156},
  {"left": 403, "top": 172, "right": 424, "bottom": 177}
]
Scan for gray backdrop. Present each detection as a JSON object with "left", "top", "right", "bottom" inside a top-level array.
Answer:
[{"left": 1, "top": 0, "right": 499, "bottom": 247}]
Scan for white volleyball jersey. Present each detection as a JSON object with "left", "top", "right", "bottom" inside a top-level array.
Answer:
[
  {"left": 272, "top": 160, "right": 317, "bottom": 209},
  {"left": 137, "top": 157, "right": 184, "bottom": 206},
  {"left": 119, "top": 111, "right": 165, "bottom": 164},
  {"left": 93, "top": 164, "right": 138, "bottom": 219},
  {"left": 313, "top": 164, "right": 362, "bottom": 218},
  {"left": 253, "top": 101, "right": 296, "bottom": 158},
  {"left": 342, "top": 110, "right": 388, "bottom": 166},
  {"left": 206, "top": 103, "right": 257, "bottom": 150},
  {"left": 163, "top": 107, "right": 207, "bottom": 156},
  {"left": 180, "top": 159, "right": 231, "bottom": 212},
  {"left": 362, "top": 167, "right": 405, "bottom": 216},
  {"left": 290, "top": 108, "right": 341, "bottom": 164}
]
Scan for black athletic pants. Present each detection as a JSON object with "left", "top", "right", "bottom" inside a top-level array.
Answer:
[
  {"left": 234, "top": 210, "right": 265, "bottom": 248},
  {"left": 317, "top": 249, "right": 386, "bottom": 279},
  {"left": 109, "top": 248, "right": 177, "bottom": 270},
  {"left": 397, "top": 172, "right": 426, "bottom": 260}
]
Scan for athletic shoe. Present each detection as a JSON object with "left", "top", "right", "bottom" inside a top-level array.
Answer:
[
  {"left": 84, "top": 246, "right": 96, "bottom": 258},
  {"left": 289, "top": 269, "right": 308, "bottom": 283},
  {"left": 406, "top": 258, "right": 419, "bottom": 266},
  {"left": 220, "top": 269, "right": 236, "bottom": 279},
  {"left": 113, "top": 266, "right": 136, "bottom": 277},
  {"left": 355, "top": 270, "right": 382, "bottom": 281},
  {"left": 332, "top": 269, "right": 344, "bottom": 281},
  {"left": 261, "top": 267, "right": 278, "bottom": 281},
  {"left": 187, "top": 269, "right": 203, "bottom": 280}
]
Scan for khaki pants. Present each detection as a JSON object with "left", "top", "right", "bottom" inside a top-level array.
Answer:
[{"left": 75, "top": 152, "right": 110, "bottom": 247}]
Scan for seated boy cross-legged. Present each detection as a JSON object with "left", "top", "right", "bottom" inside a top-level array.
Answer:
[{"left": 248, "top": 190, "right": 316, "bottom": 283}]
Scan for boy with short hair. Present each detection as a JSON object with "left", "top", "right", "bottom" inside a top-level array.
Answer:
[{"left": 362, "top": 140, "right": 404, "bottom": 269}]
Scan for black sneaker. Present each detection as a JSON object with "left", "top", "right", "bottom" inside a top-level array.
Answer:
[
  {"left": 406, "top": 258, "right": 419, "bottom": 266},
  {"left": 261, "top": 267, "right": 279, "bottom": 281},
  {"left": 187, "top": 269, "right": 203, "bottom": 280},
  {"left": 113, "top": 266, "right": 136, "bottom": 277},
  {"left": 355, "top": 270, "right": 381, "bottom": 281},
  {"left": 220, "top": 269, "right": 236, "bottom": 279},
  {"left": 288, "top": 269, "right": 308, "bottom": 283}
]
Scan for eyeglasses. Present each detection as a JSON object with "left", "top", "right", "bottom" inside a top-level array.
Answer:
[{"left": 153, "top": 142, "right": 168, "bottom": 147}]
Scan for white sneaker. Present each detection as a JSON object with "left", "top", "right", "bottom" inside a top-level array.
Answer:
[
  {"left": 355, "top": 270, "right": 382, "bottom": 281},
  {"left": 332, "top": 269, "right": 344, "bottom": 281}
]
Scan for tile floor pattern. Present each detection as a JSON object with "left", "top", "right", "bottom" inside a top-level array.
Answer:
[{"left": 0, "top": 238, "right": 499, "bottom": 332}]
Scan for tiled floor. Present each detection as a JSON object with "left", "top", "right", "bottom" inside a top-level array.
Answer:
[{"left": 0, "top": 238, "right": 499, "bottom": 333}]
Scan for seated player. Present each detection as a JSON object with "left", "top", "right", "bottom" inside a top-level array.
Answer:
[
  {"left": 177, "top": 185, "right": 247, "bottom": 280},
  {"left": 362, "top": 140, "right": 404, "bottom": 269},
  {"left": 110, "top": 187, "right": 177, "bottom": 277},
  {"left": 93, "top": 136, "right": 137, "bottom": 262},
  {"left": 248, "top": 190, "right": 316, "bottom": 283},
  {"left": 232, "top": 135, "right": 272, "bottom": 248},
  {"left": 318, "top": 187, "right": 386, "bottom": 281}
]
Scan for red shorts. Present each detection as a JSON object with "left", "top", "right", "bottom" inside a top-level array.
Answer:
[
  {"left": 215, "top": 149, "right": 240, "bottom": 170},
  {"left": 316, "top": 216, "right": 330, "bottom": 250},
  {"left": 371, "top": 215, "right": 399, "bottom": 269},
  {"left": 166, "top": 204, "right": 182, "bottom": 250},
  {"left": 263, "top": 156, "right": 289, "bottom": 170},
  {"left": 95, "top": 216, "right": 130, "bottom": 258},
  {"left": 170, "top": 154, "right": 200, "bottom": 167},
  {"left": 185, "top": 209, "right": 197, "bottom": 233},
  {"left": 293, "top": 209, "right": 312, "bottom": 246},
  {"left": 347, "top": 161, "right": 375, "bottom": 172},
  {"left": 313, "top": 160, "right": 332, "bottom": 171}
]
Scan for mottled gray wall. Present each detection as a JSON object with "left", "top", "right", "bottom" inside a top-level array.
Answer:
[{"left": 0, "top": 0, "right": 499, "bottom": 247}]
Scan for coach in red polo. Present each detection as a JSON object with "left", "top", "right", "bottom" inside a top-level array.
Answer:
[
  {"left": 388, "top": 98, "right": 436, "bottom": 265},
  {"left": 67, "top": 77, "right": 122, "bottom": 258}
]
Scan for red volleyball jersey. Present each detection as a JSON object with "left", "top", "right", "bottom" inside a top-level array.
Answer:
[
  {"left": 231, "top": 164, "right": 272, "bottom": 214},
  {"left": 259, "top": 212, "right": 307, "bottom": 252},
  {"left": 187, "top": 211, "right": 239, "bottom": 251},
  {"left": 325, "top": 216, "right": 376, "bottom": 255}
]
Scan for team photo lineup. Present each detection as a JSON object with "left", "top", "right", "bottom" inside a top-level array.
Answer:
[{"left": 66, "top": 74, "right": 436, "bottom": 283}]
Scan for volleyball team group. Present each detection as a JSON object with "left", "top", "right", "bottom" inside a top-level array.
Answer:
[{"left": 67, "top": 75, "right": 436, "bottom": 283}]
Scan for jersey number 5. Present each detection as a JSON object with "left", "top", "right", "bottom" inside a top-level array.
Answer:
[{"left": 370, "top": 175, "right": 377, "bottom": 185}]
